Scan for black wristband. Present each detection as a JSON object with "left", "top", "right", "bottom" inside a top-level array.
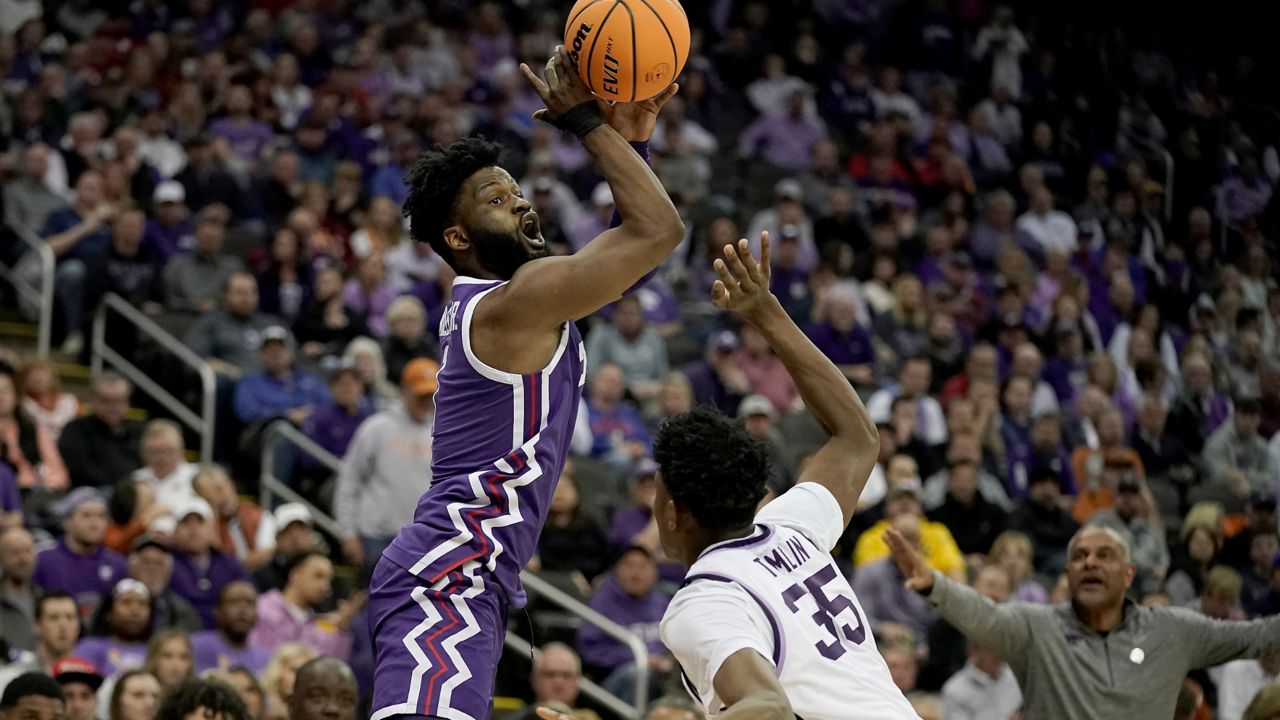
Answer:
[{"left": 542, "top": 100, "right": 605, "bottom": 140}]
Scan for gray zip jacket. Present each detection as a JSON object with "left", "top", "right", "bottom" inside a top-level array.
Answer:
[{"left": 925, "top": 572, "right": 1280, "bottom": 719}]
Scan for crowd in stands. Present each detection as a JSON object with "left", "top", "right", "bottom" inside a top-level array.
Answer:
[{"left": 2, "top": 0, "right": 1280, "bottom": 718}]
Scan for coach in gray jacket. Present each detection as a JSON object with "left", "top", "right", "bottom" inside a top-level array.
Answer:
[{"left": 886, "top": 524, "right": 1280, "bottom": 720}]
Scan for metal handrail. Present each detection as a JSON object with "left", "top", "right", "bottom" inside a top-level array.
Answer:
[
  {"left": 516, "top": 571, "right": 650, "bottom": 718},
  {"left": 90, "top": 293, "right": 217, "bottom": 461},
  {"left": 258, "top": 420, "right": 346, "bottom": 540},
  {"left": 1124, "top": 134, "right": 1176, "bottom": 224},
  {"left": 0, "top": 221, "right": 54, "bottom": 357}
]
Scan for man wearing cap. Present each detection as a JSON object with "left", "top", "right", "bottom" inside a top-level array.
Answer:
[
  {"left": 681, "top": 331, "right": 751, "bottom": 416},
  {"left": 738, "top": 394, "right": 794, "bottom": 490},
  {"left": 161, "top": 214, "right": 244, "bottom": 315},
  {"left": 1089, "top": 474, "right": 1169, "bottom": 596},
  {"left": 853, "top": 479, "right": 966, "bottom": 581},
  {"left": 128, "top": 535, "right": 201, "bottom": 634},
  {"left": 568, "top": 182, "right": 616, "bottom": 252},
  {"left": 142, "top": 180, "right": 195, "bottom": 262},
  {"left": 1204, "top": 395, "right": 1279, "bottom": 495},
  {"left": 50, "top": 658, "right": 103, "bottom": 720},
  {"left": 74, "top": 578, "right": 153, "bottom": 676},
  {"left": 0, "top": 592, "right": 80, "bottom": 697},
  {"left": 33, "top": 488, "right": 129, "bottom": 622},
  {"left": 252, "top": 503, "right": 315, "bottom": 594},
  {"left": 745, "top": 178, "right": 818, "bottom": 272},
  {"left": 335, "top": 358, "right": 437, "bottom": 576},
  {"left": 231, "top": 326, "right": 330, "bottom": 426},
  {"left": 167, "top": 497, "right": 250, "bottom": 629}
]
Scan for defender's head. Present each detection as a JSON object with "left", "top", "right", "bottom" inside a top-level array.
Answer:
[
  {"left": 403, "top": 137, "right": 548, "bottom": 280},
  {"left": 653, "top": 407, "right": 771, "bottom": 564}
]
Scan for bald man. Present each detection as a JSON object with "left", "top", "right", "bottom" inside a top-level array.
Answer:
[{"left": 288, "top": 657, "right": 357, "bottom": 720}]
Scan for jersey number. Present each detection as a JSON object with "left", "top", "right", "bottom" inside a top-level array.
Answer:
[{"left": 781, "top": 565, "right": 866, "bottom": 660}]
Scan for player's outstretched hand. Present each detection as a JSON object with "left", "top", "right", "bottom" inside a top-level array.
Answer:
[
  {"left": 885, "top": 527, "right": 935, "bottom": 594},
  {"left": 712, "top": 232, "right": 778, "bottom": 322},
  {"left": 599, "top": 83, "right": 679, "bottom": 142},
  {"left": 520, "top": 46, "right": 596, "bottom": 122}
]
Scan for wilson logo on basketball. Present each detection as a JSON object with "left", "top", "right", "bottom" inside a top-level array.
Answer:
[
  {"left": 568, "top": 22, "right": 592, "bottom": 65},
  {"left": 645, "top": 63, "right": 671, "bottom": 83}
]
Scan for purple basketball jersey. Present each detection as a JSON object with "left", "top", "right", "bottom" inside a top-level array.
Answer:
[{"left": 382, "top": 277, "right": 585, "bottom": 608}]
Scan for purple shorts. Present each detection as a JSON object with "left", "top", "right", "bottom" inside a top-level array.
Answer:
[{"left": 369, "top": 556, "right": 507, "bottom": 720}]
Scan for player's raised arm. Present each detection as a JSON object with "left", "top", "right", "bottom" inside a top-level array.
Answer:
[
  {"left": 713, "top": 234, "right": 879, "bottom": 526},
  {"left": 500, "top": 47, "right": 684, "bottom": 327}
]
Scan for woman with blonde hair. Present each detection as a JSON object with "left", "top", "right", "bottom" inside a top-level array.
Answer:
[
  {"left": 342, "top": 337, "right": 398, "bottom": 408},
  {"left": 145, "top": 629, "right": 194, "bottom": 692},
  {"left": 381, "top": 296, "right": 435, "bottom": 383},
  {"left": 646, "top": 372, "right": 694, "bottom": 434},
  {"left": 18, "top": 357, "right": 79, "bottom": 440},
  {"left": 1165, "top": 504, "right": 1226, "bottom": 606},
  {"left": 988, "top": 530, "right": 1048, "bottom": 604},
  {"left": 349, "top": 196, "right": 404, "bottom": 261},
  {"left": 260, "top": 643, "right": 316, "bottom": 720}
]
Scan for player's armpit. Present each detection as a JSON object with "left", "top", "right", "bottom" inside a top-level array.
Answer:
[{"left": 713, "top": 649, "right": 794, "bottom": 720}]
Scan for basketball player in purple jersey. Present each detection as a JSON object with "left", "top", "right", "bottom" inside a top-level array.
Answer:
[{"left": 368, "top": 47, "right": 683, "bottom": 720}]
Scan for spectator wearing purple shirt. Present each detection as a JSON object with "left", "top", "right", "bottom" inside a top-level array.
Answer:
[
  {"left": 76, "top": 578, "right": 153, "bottom": 677},
  {"left": 341, "top": 254, "right": 397, "bottom": 338},
  {"left": 207, "top": 85, "right": 273, "bottom": 170},
  {"left": 806, "top": 282, "right": 876, "bottom": 388},
  {"left": 1220, "top": 153, "right": 1273, "bottom": 227},
  {"left": 738, "top": 89, "right": 829, "bottom": 174},
  {"left": 142, "top": 182, "right": 195, "bottom": 262},
  {"left": 190, "top": 581, "right": 271, "bottom": 674},
  {"left": 681, "top": 331, "right": 752, "bottom": 416},
  {"left": 998, "top": 376, "right": 1036, "bottom": 499},
  {"left": 33, "top": 488, "right": 129, "bottom": 624},
  {"left": 167, "top": 498, "right": 249, "bottom": 630},
  {"left": 586, "top": 364, "right": 652, "bottom": 465},
  {"left": 577, "top": 547, "right": 670, "bottom": 696},
  {"left": 607, "top": 461, "right": 685, "bottom": 585},
  {"left": 301, "top": 365, "right": 373, "bottom": 462}
]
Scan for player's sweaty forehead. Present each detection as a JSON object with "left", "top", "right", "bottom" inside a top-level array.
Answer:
[{"left": 463, "top": 166, "right": 520, "bottom": 202}]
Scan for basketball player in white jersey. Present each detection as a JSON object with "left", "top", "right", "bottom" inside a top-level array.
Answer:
[{"left": 541, "top": 233, "right": 915, "bottom": 720}]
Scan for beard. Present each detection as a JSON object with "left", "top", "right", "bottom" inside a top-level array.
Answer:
[{"left": 470, "top": 226, "right": 549, "bottom": 280}]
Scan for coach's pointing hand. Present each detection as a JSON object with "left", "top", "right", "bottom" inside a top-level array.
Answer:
[{"left": 885, "top": 527, "right": 935, "bottom": 594}]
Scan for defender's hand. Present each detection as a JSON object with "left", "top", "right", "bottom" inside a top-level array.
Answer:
[
  {"left": 712, "top": 232, "right": 778, "bottom": 322},
  {"left": 598, "top": 83, "right": 679, "bottom": 141}
]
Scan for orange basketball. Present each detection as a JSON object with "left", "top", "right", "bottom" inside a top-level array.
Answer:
[{"left": 563, "top": 0, "right": 690, "bottom": 103}]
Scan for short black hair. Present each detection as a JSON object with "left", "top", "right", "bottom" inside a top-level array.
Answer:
[
  {"left": 154, "top": 678, "right": 249, "bottom": 720},
  {"left": 36, "top": 590, "right": 77, "bottom": 621},
  {"left": 654, "top": 406, "right": 770, "bottom": 533},
  {"left": 1, "top": 672, "right": 65, "bottom": 710},
  {"left": 403, "top": 136, "right": 504, "bottom": 272},
  {"left": 283, "top": 550, "right": 328, "bottom": 584}
]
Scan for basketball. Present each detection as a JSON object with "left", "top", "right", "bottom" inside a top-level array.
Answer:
[{"left": 563, "top": 0, "right": 690, "bottom": 103}]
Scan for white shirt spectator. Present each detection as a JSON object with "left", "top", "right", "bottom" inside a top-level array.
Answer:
[
  {"left": 866, "top": 388, "right": 948, "bottom": 446},
  {"left": 871, "top": 88, "right": 922, "bottom": 128},
  {"left": 133, "top": 461, "right": 200, "bottom": 511},
  {"left": 1218, "top": 658, "right": 1280, "bottom": 720},
  {"left": 941, "top": 660, "right": 1023, "bottom": 720},
  {"left": 974, "top": 97, "right": 1023, "bottom": 150},
  {"left": 1016, "top": 207, "right": 1078, "bottom": 254},
  {"left": 139, "top": 131, "right": 187, "bottom": 180}
]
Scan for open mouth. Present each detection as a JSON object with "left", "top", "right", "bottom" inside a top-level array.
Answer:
[
  {"left": 520, "top": 211, "right": 544, "bottom": 248},
  {"left": 1079, "top": 576, "right": 1105, "bottom": 589}
]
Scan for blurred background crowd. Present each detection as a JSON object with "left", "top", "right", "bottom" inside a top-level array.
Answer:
[{"left": 1, "top": 0, "right": 1280, "bottom": 718}]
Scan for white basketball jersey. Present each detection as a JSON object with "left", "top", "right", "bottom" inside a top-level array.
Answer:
[{"left": 660, "top": 484, "right": 919, "bottom": 720}]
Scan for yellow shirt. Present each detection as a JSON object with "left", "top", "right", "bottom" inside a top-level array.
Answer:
[{"left": 853, "top": 518, "right": 966, "bottom": 577}]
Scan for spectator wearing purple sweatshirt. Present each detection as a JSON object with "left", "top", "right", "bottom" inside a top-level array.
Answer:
[
  {"left": 75, "top": 579, "right": 153, "bottom": 677},
  {"left": 166, "top": 498, "right": 249, "bottom": 630},
  {"left": 32, "top": 488, "right": 129, "bottom": 624},
  {"left": 190, "top": 581, "right": 271, "bottom": 674},
  {"left": 577, "top": 546, "right": 671, "bottom": 698},
  {"left": 300, "top": 364, "right": 373, "bottom": 462}
]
